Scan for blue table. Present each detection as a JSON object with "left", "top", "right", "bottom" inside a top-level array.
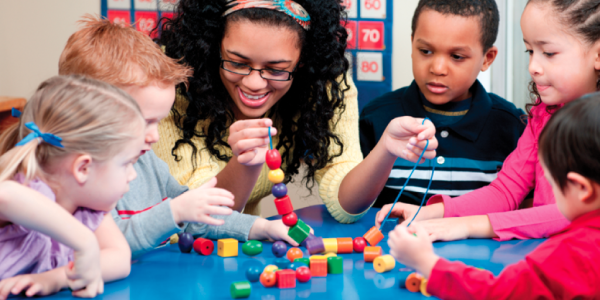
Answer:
[{"left": 46, "top": 205, "right": 544, "bottom": 299}]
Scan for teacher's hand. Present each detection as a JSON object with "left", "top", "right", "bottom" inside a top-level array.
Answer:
[
  {"left": 381, "top": 117, "right": 437, "bottom": 163},
  {"left": 228, "top": 118, "right": 276, "bottom": 166}
]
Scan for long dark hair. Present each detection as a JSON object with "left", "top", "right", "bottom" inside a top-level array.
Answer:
[{"left": 156, "top": 0, "right": 350, "bottom": 188}]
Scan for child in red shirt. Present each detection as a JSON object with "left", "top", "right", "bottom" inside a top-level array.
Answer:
[{"left": 388, "top": 94, "right": 600, "bottom": 299}]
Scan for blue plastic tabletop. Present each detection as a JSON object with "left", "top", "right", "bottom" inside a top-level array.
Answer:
[{"left": 44, "top": 205, "right": 544, "bottom": 299}]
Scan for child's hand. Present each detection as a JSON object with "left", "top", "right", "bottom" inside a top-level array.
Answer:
[
  {"left": 171, "top": 177, "right": 235, "bottom": 225},
  {"left": 388, "top": 224, "right": 439, "bottom": 278},
  {"left": 228, "top": 118, "right": 276, "bottom": 166},
  {"left": 382, "top": 117, "right": 437, "bottom": 163},
  {"left": 0, "top": 270, "right": 66, "bottom": 300},
  {"left": 418, "top": 215, "right": 496, "bottom": 241},
  {"left": 375, "top": 202, "right": 444, "bottom": 228},
  {"left": 66, "top": 239, "right": 104, "bottom": 297},
  {"left": 248, "top": 219, "right": 313, "bottom": 246}
]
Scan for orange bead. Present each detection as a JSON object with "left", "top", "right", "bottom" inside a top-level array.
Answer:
[
  {"left": 336, "top": 238, "right": 353, "bottom": 254},
  {"left": 363, "top": 246, "right": 382, "bottom": 262},
  {"left": 363, "top": 226, "right": 384, "bottom": 246},
  {"left": 260, "top": 271, "right": 277, "bottom": 287},
  {"left": 286, "top": 247, "right": 303, "bottom": 262},
  {"left": 405, "top": 273, "right": 423, "bottom": 293}
]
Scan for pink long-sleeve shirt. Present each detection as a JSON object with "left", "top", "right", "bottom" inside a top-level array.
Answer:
[{"left": 427, "top": 102, "right": 570, "bottom": 241}]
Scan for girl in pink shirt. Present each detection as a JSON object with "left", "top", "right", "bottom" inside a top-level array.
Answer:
[
  {"left": 376, "top": 0, "right": 600, "bottom": 241},
  {"left": 0, "top": 76, "right": 146, "bottom": 299}
]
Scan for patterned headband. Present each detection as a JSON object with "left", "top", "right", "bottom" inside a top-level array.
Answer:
[{"left": 223, "top": 0, "right": 311, "bottom": 30}]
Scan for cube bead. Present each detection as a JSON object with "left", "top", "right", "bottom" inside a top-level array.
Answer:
[
  {"left": 286, "top": 247, "right": 303, "bottom": 262},
  {"left": 363, "top": 226, "right": 384, "bottom": 246},
  {"left": 268, "top": 169, "right": 285, "bottom": 184},
  {"left": 217, "top": 238, "right": 238, "bottom": 257},
  {"left": 337, "top": 238, "right": 353, "bottom": 254},
  {"left": 304, "top": 235, "right": 325, "bottom": 255},
  {"left": 363, "top": 246, "right": 382, "bottom": 262},
  {"left": 310, "top": 258, "right": 327, "bottom": 277},
  {"left": 327, "top": 256, "right": 343, "bottom": 274},
  {"left": 373, "top": 255, "right": 395, "bottom": 273},
  {"left": 322, "top": 238, "right": 338, "bottom": 254},
  {"left": 230, "top": 281, "right": 251, "bottom": 298},
  {"left": 275, "top": 269, "right": 296, "bottom": 289},
  {"left": 193, "top": 238, "right": 214, "bottom": 255},
  {"left": 241, "top": 240, "right": 262, "bottom": 256},
  {"left": 406, "top": 273, "right": 423, "bottom": 293},
  {"left": 288, "top": 219, "right": 310, "bottom": 244},
  {"left": 274, "top": 196, "right": 294, "bottom": 215}
]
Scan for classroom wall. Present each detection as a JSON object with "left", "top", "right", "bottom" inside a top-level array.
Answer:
[{"left": 0, "top": 0, "right": 100, "bottom": 98}]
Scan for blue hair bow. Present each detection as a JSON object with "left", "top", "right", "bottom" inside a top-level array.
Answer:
[
  {"left": 11, "top": 107, "right": 21, "bottom": 118},
  {"left": 16, "top": 122, "right": 64, "bottom": 148}
]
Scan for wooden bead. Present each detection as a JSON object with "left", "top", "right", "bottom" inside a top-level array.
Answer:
[
  {"left": 275, "top": 269, "right": 296, "bottom": 289},
  {"left": 336, "top": 238, "right": 353, "bottom": 254},
  {"left": 323, "top": 252, "right": 337, "bottom": 258},
  {"left": 268, "top": 169, "right": 285, "bottom": 184},
  {"left": 309, "top": 258, "right": 327, "bottom": 277},
  {"left": 296, "top": 266, "right": 311, "bottom": 282},
  {"left": 169, "top": 233, "right": 179, "bottom": 244},
  {"left": 322, "top": 238, "right": 338, "bottom": 254},
  {"left": 363, "top": 226, "right": 384, "bottom": 246},
  {"left": 271, "top": 183, "right": 287, "bottom": 198},
  {"left": 420, "top": 278, "right": 431, "bottom": 297},
  {"left": 241, "top": 240, "right": 262, "bottom": 256},
  {"left": 274, "top": 195, "right": 293, "bottom": 215},
  {"left": 373, "top": 255, "right": 395, "bottom": 273},
  {"left": 327, "top": 256, "right": 343, "bottom": 274},
  {"left": 288, "top": 219, "right": 310, "bottom": 244},
  {"left": 305, "top": 236, "right": 325, "bottom": 255},
  {"left": 260, "top": 271, "right": 277, "bottom": 287},
  {"left": 272, "top": 241, "right": 287, "bottom": 258},
  {"left": 275, "top": 258, "right": 291, "bottom": 270},
  {"left": 286, "top": 247, "right": 303, "bottom": 262},
  {"left": 178, "top": 232, "right": 193, "bottom": 253},
  {"left": 353, "top": 237, "right": 367, "bottom": 253},
  {"left": 405, "top": 273, "right": 423, "bottom": 293},
  {"left": 363, "top": 246, "right": 382, "bottom": 262},
  {"left": 193, "top": 238, "right": 214, "bottom": 255},
  {"left": 265, "top": 149, "right": 282, "bottom": 170},
  {"left": 230, "top": 281, "right": 251, "bottom": 298},
  {"left": 282, "top": 212, "right": 298, "bottom": 227},
  {"left": 217, "top": 238, "right": 238, "bottom": 257},
  {"left": 245, "top": 267, "right": 261, "bottom": 282},
  {"left": 264, "top": 265, "right": 279, "bottom": 273}
]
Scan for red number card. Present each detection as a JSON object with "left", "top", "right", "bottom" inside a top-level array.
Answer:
[
  {"left": 358, "top": 21, "right": 384, "bottom": 50},
  {"left": 135, "top": 11, "right": 158, "bottom": 38},
  {"left": 107, "top": 10, "right": 131, "bottom": 27},
  {"left": 343, "top": 21, "right": 357, "bottom": 50}
]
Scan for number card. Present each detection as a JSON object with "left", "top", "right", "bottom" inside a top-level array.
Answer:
[
  {"left": 360, "top": 0, "right": 386, "bottom": 19},
  {"left": 159, "top": 0, "right": 178, "bottom": 11},
  {"left": 342, "top": 0, "right": 357, "bottom": 18},
  {"left": 107, "top": 0, "right": 130, "bottom": 10},
  {"left": 356, "top": 52, "right": 383, "bottom": 82},
  {"left": 345, "top": 52, "right": 354, "bottom": 78},
  {"left": 358, "top": 21, "right": 384, "bottom": 50},
  {"left": 161, "top": 12, "right": 176, "bottom": 20},
  {"left": 135, "top": 11, "right": 158, "bottom": 38},
  {"left": 134, "top": 0, "right": 157, "bottom": 11},
  {"left": 107, "top": 10, "right": 131, "bottom": 26},
  {"left": 343, "top": 21, "right": 357, "bottom": 50}
]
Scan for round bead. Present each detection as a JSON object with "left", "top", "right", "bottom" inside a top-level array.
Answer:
[
  {"left": 286, "top": 247, "right": 303, "bottom": 262},
  {"left": 260, "top": 271, "right": 277, "bottom": 287},
  {"left": 245, "top": 267, "right": 261, "bottom": 282},
  {"left": 353, "top": 237, "right": 367, "bottom": 253},
  {"left": 282, "top": 212, "right": 298, "bottom": 227},
  {"left": 272, "top": 241, "right": 287, "bottom": 258},
  {"left": 274, "top": 258, "right": 291, "bottom": 270},
  {"left": 373, "top": 255, "right": 395, "bottom": 273},
  {"left": 193, "top": 238, "right": 214, "bottom": 255},
  {"left": 178, "top": 232, "right": 194, "bottom": 253},
  {"left": 242, "top": 240, "right": 263, "bottom": 256},
  {"left": 268, "top": 169, "right": 285, "bottom": 184},
  {"left": 272, "top": 183, "right": 288, "bottom": 198},
  {"left": 266, "top": 149, "right": 282, "bottom": 170},
  {"left": 296, "top": 266, "right": 311, "bottom": 283},
  {"left": 264, "top": 265, "right": 279, "bottom": 273}
]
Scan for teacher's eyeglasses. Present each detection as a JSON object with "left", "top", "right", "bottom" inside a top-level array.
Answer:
[{"left": 220, "top": 59, "right": 296, "bottom": 81}]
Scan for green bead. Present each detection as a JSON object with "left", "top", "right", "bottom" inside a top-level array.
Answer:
[
  {"left": 230, "top": 281, "right": 251, "bottom": 298},
  {"left": 242, "top": 240, "right": 263, "bottom": 256},
  {"left": 327, "top": 256, "right": 343, "bottom": 274},
  {"left": 294, "top": 257, "right": 310, "bottom": 267},
  {"left": 288, "top": 219, "right": 310, "bottom": 244}
]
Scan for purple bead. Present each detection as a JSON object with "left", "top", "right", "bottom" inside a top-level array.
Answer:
[
  {"left": 305, "top": 236, "right": 325, "bottom": 255},
  {"left": 272, "top": 241, "right": 287, "bottom": 258},
  {"left": 178, "top": 232, "right": 194, "bottom": 253},
  {"left": 272, "top": 183, "right": 288, "bottom": 198},
  {"left": 300, "top": 233, "right": 316, "bottom": 248}
]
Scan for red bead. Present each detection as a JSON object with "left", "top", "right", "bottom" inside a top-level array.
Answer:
[
  {"left": 296, "top": 266, "right": 311, "bottom": 283},
  {"left": 275, "top": 269, "right": 296, "bottom": 289},
  {"left": 193, "top": 238, "right": 214, "bottom": 255},
  {"left": 260, "top": 271, "right": 277, "bottom": 287},
  {"left": 266, "top": 149, "right": 282, "bottom": 170},
  {"left": 274, "top": 195, "right": 293, "bottom": 215},
  {"left": 282, "top": 212, "right": 298, "bottom": 226},
  {"left": 353, "top": 237, "right": 367, "bottom": 253}
]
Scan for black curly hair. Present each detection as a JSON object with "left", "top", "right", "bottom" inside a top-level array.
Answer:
[{"left": 156, "top": 0, "right": 350, "bottom": 188}]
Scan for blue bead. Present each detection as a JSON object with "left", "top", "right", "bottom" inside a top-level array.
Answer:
[
  {"left": 245, "top": 266, "right": 261, "bottom": 282},
  {"left": 288, "top": 262, "right": 307, "bottom": 270},
  {"left": 272, "top": 241, "right": 287, "bottom": 258},
  {"left": 274, "top": 258, "right": 291, "bottom": 269},
  {"left": 272, "top": 183, "right": 288, "bottom": 198}
]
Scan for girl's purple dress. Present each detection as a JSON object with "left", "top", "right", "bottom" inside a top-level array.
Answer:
[{"left": 0, "top": 174, "right": 105, "bottom": 280}]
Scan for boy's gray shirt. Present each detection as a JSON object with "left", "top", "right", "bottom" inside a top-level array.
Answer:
[{"left": 111, "top": 150, "right": 259, "bottom": 258}]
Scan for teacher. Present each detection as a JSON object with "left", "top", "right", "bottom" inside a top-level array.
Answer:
[{"left": 154, "top": 0, "right": 436, "bottom": 223}]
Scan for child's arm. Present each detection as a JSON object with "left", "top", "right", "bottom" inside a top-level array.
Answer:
[
  {"left": 0, "top": 180, "right": 102, "bottom": 294},
  {"left": 338, "top": 117, "right": 437, "bottom": 214},
  {"left": 94, "top": 215, "right": 131, "bottom": 282}
]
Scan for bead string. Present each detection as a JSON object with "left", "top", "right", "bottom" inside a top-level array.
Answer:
[{"left": 268, "top": 127, "right": 273, "bottom": 150}]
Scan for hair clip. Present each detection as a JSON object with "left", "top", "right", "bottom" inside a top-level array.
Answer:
[{"left": 16, "top": 122, "right": 64, "bottom": 148}]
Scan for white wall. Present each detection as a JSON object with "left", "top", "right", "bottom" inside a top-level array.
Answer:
[{"left": 0, "top": 0, "right": 100, "bottom": 98}]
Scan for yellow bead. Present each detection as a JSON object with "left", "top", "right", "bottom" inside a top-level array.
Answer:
[
  {"left": 217, "top": 238, "right": 238, "bottom": 257},
  {"left": 169, "top": 233, "right": 179, "bottom": 244},
  {"left": 264, "top": 265, "right": 279, "bottom": 273},
  {"left": 420, "top": 278, "right": 431, "bottom": 297},
  {"left": 268, "top": 169, "right": 285, "bottom": 184},
  {"left": 373, "top": 255, "right": 395, "bottom": 273},
  {"left": 324, "top": 252, "right": 337, "bottom": 258},
  {"left": 322, "top": 238, "right": 338, "bottom": 254}
]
